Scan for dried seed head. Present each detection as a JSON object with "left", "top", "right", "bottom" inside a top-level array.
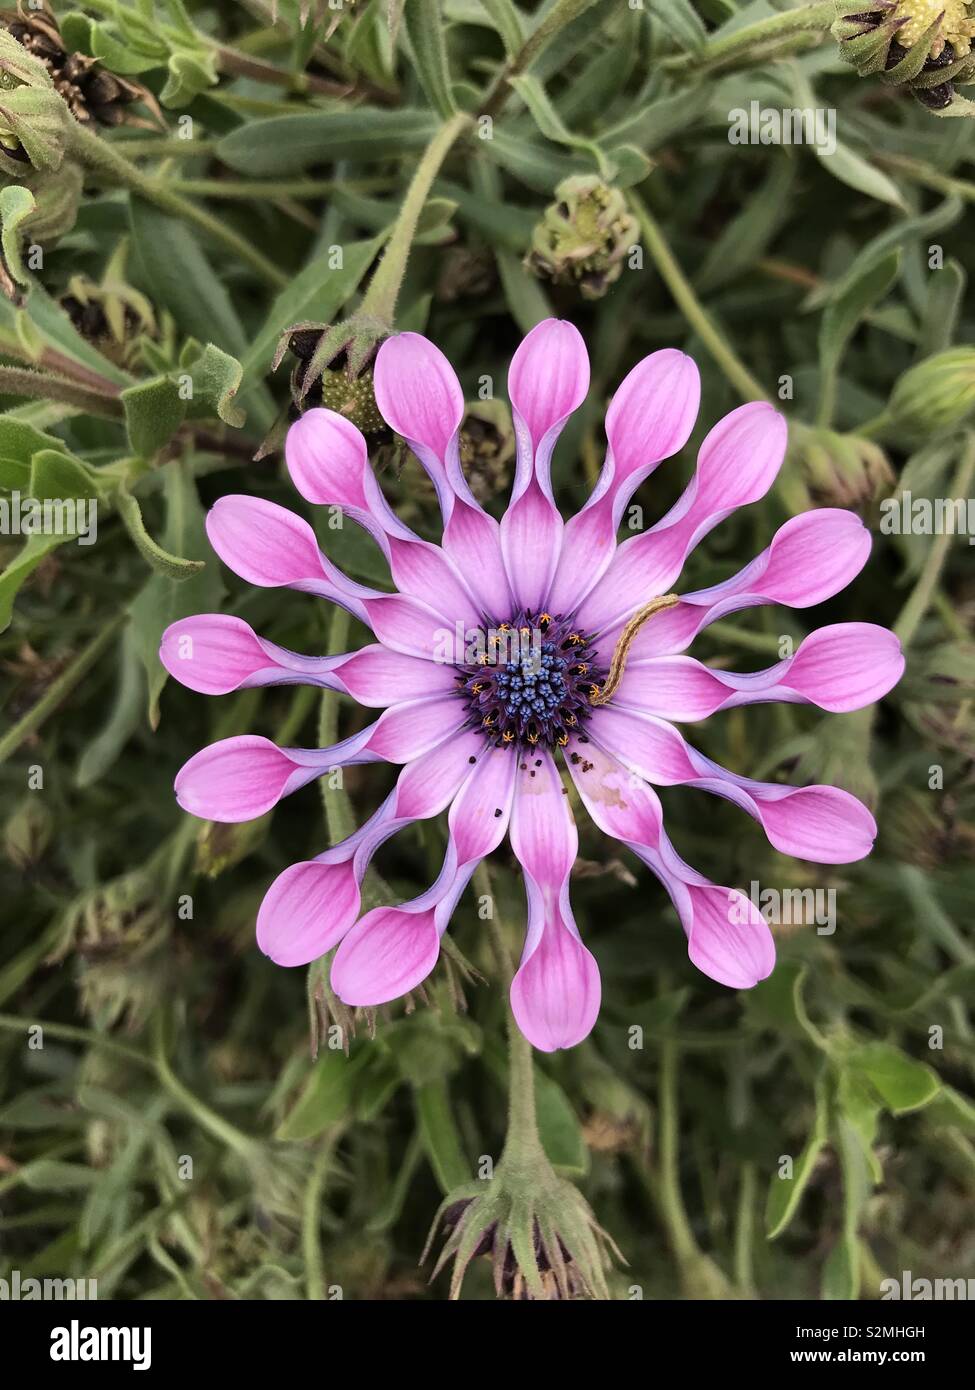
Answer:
[{"left": 525, "top": 175, "right": 640, "bottom": 301}]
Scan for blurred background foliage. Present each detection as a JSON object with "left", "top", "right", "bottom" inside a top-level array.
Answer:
[{"left": 0, "top": 0, "right": 973, "bottom": 1300}]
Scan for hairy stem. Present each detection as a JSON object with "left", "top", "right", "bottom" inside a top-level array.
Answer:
[
  {"left": 69, "top": 123, "right": 289, "bottom": 289},
  {"left": 629, "top": 193, "right": 768, "bottom": 404}
]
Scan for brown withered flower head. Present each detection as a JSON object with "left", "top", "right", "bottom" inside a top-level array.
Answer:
[{"left": 2, "top": 1, "right": 161, "bottom": 128}]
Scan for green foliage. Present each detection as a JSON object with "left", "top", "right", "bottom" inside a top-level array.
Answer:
[{"left": 1, "top": 0, "right": 973, "bottom": 1304}]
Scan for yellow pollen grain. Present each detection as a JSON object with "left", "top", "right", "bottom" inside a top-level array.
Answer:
[{"left": 895, "top": 0, "right": 974, "bottom": 55}]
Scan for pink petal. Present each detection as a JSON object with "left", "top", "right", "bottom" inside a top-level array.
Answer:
[
  {"left": 597, "top": 508, "right": 874, "bottom": 662},
  {"left": 332, "top": 644, "right": 458, "bottom": 707},
  {"left": 508, "top": 754, "right": 599, "bottom": 1052},
  {"left": 205, "top": 495, "right": 378, "bottom": 624},
  {"left": 546, "top": 350, "right": 700, "bottom": 614},
  {"left": 257, "top": 858, "right": 361, "bottom": 966},
  {"left": 753, "top": 785, "right": 877, "bottom": 862},
  {"left": 365, "top": 694, "right": 467, "bottom": 762},
  {"left": 447, "top": 745, "right": 517, "bottom": 864},
  {"left": 160, "top": 614, "right": 349, "bottom": 696},
  {"left": 613, "top": 623, "right": 903, "bottom": 720},
  {"left": 174, "top": 735, "right": 321, "bottom": 822},
  {"left": 160, "top": 614, "right": 277, "bottom": 695},
  {"left": 386, "top": 536, "right": 481, "bottom": 628},
  {"left": 500, "top": 477, "right": 563, "bottom": 614},
  {"left": 206, "top": 495, "right": 324, "bottom": 587},
  {"left": 683, "top": 885, "right": 776, "bottom": 988},
  {"left": 564, "top": 736, "right": 665, "bottom": 845},
  {"left": 361, "top": 592, "right": 455, "bottom": 660},
  {"left": 510, "top": 903, "right": 601, "bottom": 1053},
  {"left": 565, "top": 744, "right": 773, "bottom": 989},
  {"left": 285, "top": 408, "right": 371, "bottom": 511},
  {"left": 577, "top": 402, "right": 787, "bottom": 633},
  {"left": 331, "top": 904, "right": 441, "bottom": 1005},
  {"left": 442, "top": 503, "right": 512, "bottom": 618},
  {"left": 374, "top": 332, "right": 465, "bottom": 518},
  {"left": 285, "top": 408, "right": 412, "bottom": 553},
  {"left": 785, "top": 623, "right": 904, "bottom": 712},
  {"left": 508, "top": 318, "right": 589, "bottom": 498},
  {"left": 589, "top": 708, "right": 877, "bottom": 862}
]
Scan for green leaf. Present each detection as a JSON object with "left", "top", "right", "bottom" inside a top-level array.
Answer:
[
  {"left": 648, "top": 0, "right": 707, "bottom": 53},
  {"left": 129, "top": 198, "right": 248, "bottom": 360},
  {"left": 535, "top": 1068, "right": 589, "bottom": 1177},
  {"left": 765, "top": 1075, "right": 829, "bottom": 1240},
  {"left": 697, "top": 157, "right": 795, "bottom": 293},
  {"left": 845, "top": 1041, "right": 942, "bottom": 1115},
  {"left": 0, "top": 184, "right": 36, "bottom": 287},
  {"left": 918, "top": 258, "right": 966, "bottom": 358},
  {"left": 415, "top": 1080, "right": 470, "bottom": 1193},
  {"left": 76, "top": 625, "right": 144, "bottom": 788},
  {"left": 509, "top": 73, "right": 615, "bottom": 179},
  {"left": 121, "top": 377, "right": 187, "bottom": 458},
  {"left": 0, "top": 531, "right": 63, "bottom": 631},
  {"left": 480, "top": 0, "right": 524, "bottom": 54},
  {"left": 816, "top": 141, "right": 906, "bottom": 212},
  {"left": 116, "top": 481, "right": 205, "bottom": 580},
  {"left": 217, "top": 110, "right": 440, "bottom": 175},
  {"left": 28, "top": 448, "right": 98, "bottom": 505},
  {"left": 128, "top": 458, "right": 223, "bottom": 725},
  {"left": 817, "top": 249, "right": 900, "bottom": 425},
  {"left": 182, "top": 343, "right": 246, "bottom": 428},
  {"left": 404, "top": 0, "right": 457, "bottom": 118},
  {"left": 242, "top": 234, "right": 387, "bottom": 386},
  {"left": 276, "top": 1049, "right": 357, "bottom": 1141}
]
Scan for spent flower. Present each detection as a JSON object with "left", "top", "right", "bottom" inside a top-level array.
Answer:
[{"left": 526, "top": 176, "right": 639, "bottom": 300}]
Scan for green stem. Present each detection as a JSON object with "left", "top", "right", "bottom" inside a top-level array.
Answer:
[
  {"left": 662, "top": 1, "right": 838, "bottom": 73},
  {"left": 109, "top": 137, "right": 221, "bottom": 159},
  {"left": 0, "top": 1012, "right": 152, "bottom": 1070},
  {"left": 734, "top": 1161, "right": 757, "bottom": 1296},
  {"left": 894, "top": 433, "right": 975, "bottom": 649},
  {"left": 214, "top": 43, "right": 346, "bottom": 96},
  {"left": 303, "top": 1136, "right": 339, "bottom": 1300},
  {"left": 317, "top": 606, "right": 354, "bottom": 845},
  {"left": 699, "top": 622, "right": 786, "bottom": 656},
  {"left": 629, "top": 192, "right": 768, "bottom": 404},
  {"left": 168, "top": 177, "right": 391, "bottom": 200},
  {"left": 483, "top": 0, "right": 601, "bottom": 116},
  {"left": 0, "top": 366, "right": 123, "bottom": 418},
  {"left": 475, "top": 861, "right": 541, "bottom": 1168},
  {"left": 151, "top": 1013, "right": 256, "bottom": 1161},
  {"left": 68, "top": 123, "right": 288, "bottom": 289},
  {"left": 656, "top": 1038, "right": 698, "bottom": 1265},
  {"left": 0, "top": 613, "right": 128, "bottom": 765},
  {"left": 359, "top": 112, "right": 472, "bottom": 325}
]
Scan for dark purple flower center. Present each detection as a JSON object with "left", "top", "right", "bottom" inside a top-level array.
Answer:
[{"left": 455, "top": 610, "right": 606, "bottom": 750}]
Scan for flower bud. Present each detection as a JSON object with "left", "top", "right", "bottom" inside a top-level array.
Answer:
[
  {"left": 4, "top": 795, "right": 52, "bottom": 869},
  {"left": 0, "top": 71, "right": 69, "bottom": 175},
  {"left": 888, "top": 347, "right": 975, "bottom": 440},
  {"left": 832, "top": 3, "right": 975, "bottom": 110},
  {"left": 785, "top": 423, "right": 893, "bottom": 511},
  {"left": 21, "top": 158, "right": 82, "bottom": 243},
  {"left": 525, "top": 175, "right": 639, "bottom": 300}
]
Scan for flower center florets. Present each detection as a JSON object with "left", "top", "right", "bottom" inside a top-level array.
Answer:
[{"left": 456, "top": 611, "right": 605, "bottom": 750}]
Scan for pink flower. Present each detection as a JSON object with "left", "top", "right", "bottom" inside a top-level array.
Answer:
[{"left": 162, "top": 321, "right": 904, "bottom": 1052}]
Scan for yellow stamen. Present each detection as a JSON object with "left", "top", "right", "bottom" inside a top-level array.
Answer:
[{"left": 590, "top": 594, "right": 680, "bottom": 706}]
